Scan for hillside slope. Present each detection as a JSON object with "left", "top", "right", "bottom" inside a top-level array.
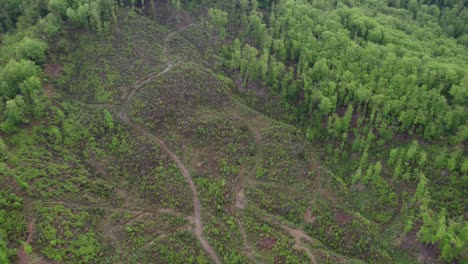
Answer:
[{"left": 0, "top": 1, "right": 464, "bottom": 263}]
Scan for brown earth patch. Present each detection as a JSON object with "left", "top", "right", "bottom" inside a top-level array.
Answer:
[
  {"left": 258, "top": 237, "right": 277, "bottom": 250},
  {"left": 309, "top": 159, "right": 319, "bottom": 170},
  {"left": 394, "top": 131, "right": 412, "bottom": 143},
  {"left": 399, "top": 231, "right": 442, "bottom": 263},
  {"left": 43, "top": 84, "right": 54, "bottom": 98},
  {"left": 336, "top": 106, "right": 347, "bottom": 117},
  {"left": 351, "top": 111, "right": 361, "bottom": 128},
  {"left": 17, "top": 220, "right": 34, "bottom": 264},
  {"left": 336, "top": 211, "right": 353, "bottom": 226},
  {"left": 43, "top": 63, "right": 63, "bottom": 76},
  {"left": 350, "top": 152, "right": 360, "bottom": 160},
  {"left": 0, "top": 176, "right": 19, "bottom": 191},
  {"left": 275, "top": 255, "right": 287, "bottom": 263},
  {"left": 303, "top": 208, "right": 316, "bottom": 224}
]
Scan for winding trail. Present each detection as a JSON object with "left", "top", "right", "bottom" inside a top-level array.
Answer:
[
  {"left": 17, "top": 220, "right": 34, "bottom": 264},
  {"left": 232, "top": 109, "right": 318, "bottom": 264},
  {"left": 118, "top": 24, "right": 221, "bottom": 264},
  {"left": 281, "top": 225, "right": 317, "bottom": 264},
  {"left": 232, "top": 112, "right": 265, "bottom": 263},
  {"left": 261, "top": 214, "right": 318, "bottom": 264}
]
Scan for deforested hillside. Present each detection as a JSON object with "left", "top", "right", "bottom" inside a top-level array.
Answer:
[{"left": 0, "top": 0, "right": 466, "bottom": 263}]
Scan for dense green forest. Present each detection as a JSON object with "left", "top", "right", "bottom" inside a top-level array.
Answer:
[
  {"left": 0, "top": 0, "right": 466, "bottom": 263},
  {"left": 224, "top": 0, "right": 467, "bottom": 261}
]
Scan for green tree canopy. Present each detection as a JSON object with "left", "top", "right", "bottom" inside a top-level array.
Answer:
[
  {"left": 1, "top": 95, "right": 27, "bottom": 133},
  {"left": 0, "top": 59, "right": 40, "bottom": 98},
  {"left": 208, "top": 8, "right": 228, "bottom": 40},
  {"left": 16, "top": 37, "right": 48, "bottom": 65}
]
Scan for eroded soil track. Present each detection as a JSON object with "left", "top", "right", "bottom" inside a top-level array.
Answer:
[
  {"left": 17, "top": 220, "right": 34, "bottom": 264},
  {"left": 118, "top": 24, "right": 221, "bottom": 264}
]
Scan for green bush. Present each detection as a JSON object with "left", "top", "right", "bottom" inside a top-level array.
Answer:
[{"left": 16, "top": 37, "right": 48, "bottom": 65}]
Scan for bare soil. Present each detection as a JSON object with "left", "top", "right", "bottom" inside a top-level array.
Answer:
[{"left": 17, "top": 220, "right": 34, "bottom": 264}]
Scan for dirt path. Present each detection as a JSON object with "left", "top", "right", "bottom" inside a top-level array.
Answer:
[
  {"left": 260, "top": 214, "right": 318, "bottom": 264},
  {"left": 233, "top": 167, "right": 255, "bottom": 261},
  {"left": 17, "top": 219, "right": 58, "bottom": 264},
  {"left": 232, "top": 108, "right": 319, "bottom": 263},
  {"left": 231, "top": 113, "right": 266, "bottom": 263},
  {"left": 236, "top": 217, "right": 257, "bottom": 261},
  {"left": 118, "top": 24, "right": 221, "bottom": 264},
  {"left": 17, "top": 220, "right": 34, "bottom": 264},
  {"left": 124, "top": 24, "right": 189, "bottom": 105},
  {"left": 280, "top": 225, "right": 317, "bottom": 264},
  {"left": 143, "top": 221, "right": 192, "bottom": 249}
]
